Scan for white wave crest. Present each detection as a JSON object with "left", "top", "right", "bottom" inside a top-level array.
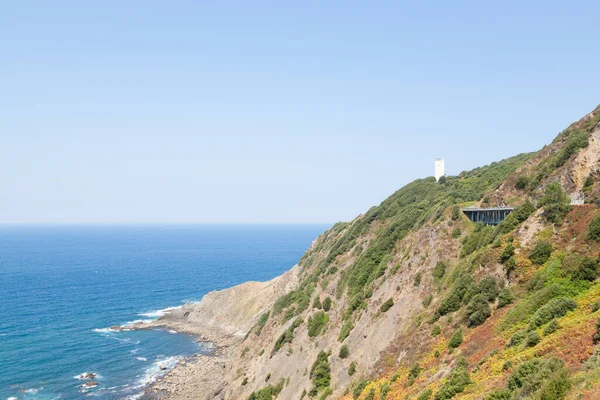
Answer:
[
  {"left": 74, "top": 372, "right": 102, "bottom": 380},
  {"left": 136, "top": 356, "right": 182, "bottom": 388},
  {"left": 136, "top": 357, "right": 147, "bottom": 362},
  {"left": 124, "top": 319, "right": 153, "bottom": 326},
  {"left": 138, "top": 306, "right": 177, "bottom": 318},
  {"left": 92, "top": 327, "right": 119, "bottom": 333}
]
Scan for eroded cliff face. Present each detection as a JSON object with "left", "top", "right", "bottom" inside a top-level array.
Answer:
[{"left": 147, "top": 105, "right": 600, "bottom": 400}]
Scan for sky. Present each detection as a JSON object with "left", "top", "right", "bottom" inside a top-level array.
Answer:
[{"left": 1, "top": 1, "right": 600, "bottom": 224}]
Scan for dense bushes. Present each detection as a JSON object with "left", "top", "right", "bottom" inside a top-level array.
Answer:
[
  {"left": 529, "top": 241, "right": 553, "bottom": 265},
  {"left": 339, "top": 344, "right": 349, "bottom": 359},
  {"left": 322, "top": 297, "right": 332, "bottom": 312},
  {"left": 515, "top": 176, "right": 530, "bottom": 190},
  {"left": 528, "top": 297, "right": 577, "bottom": 329},
  {"left": 448, "top": 328, "right": 463, "bottom": 349},
  {"left": 338, "top": 320, "right": 354, "bottom": 342},
  {"left": 309, "top": 351, "right": 331, "bottom": 396},
  {"left": 506, "top": 358, "right": 570, "bottom": 400},
  {"left": 497, "top": 288, "right": 514, "bottom": 308},
  {"left": 552, "top": 129, "right": 589, "bottom": 168},
  {"left": 272, "top": 317, "right": 303, "bottom": 355},
  {"left": 408, "top": 363, "right": 422, "bottom": 385},
  {"left": 380, "top": 298, "right": 394, "bottom": 313},
  {"left": 434, "top": 358, "right": 471, "bottom": 400},
  {"left": 436, "top": 276, "right": 475, "bottom": 317},
  {"left": 307, "top": 311, "right": 329, "bottom": 337},
  {"left": 433, "top": 261, "right": 446, "bottom": 280},
  {"left": 588, "top": 215, "right": 600, "bottom": 240},
  {"left": 540, "top": 183, "right": 571, "bottom": 224},
  {"left": 501, "top": 284, "right": 563, "bottom": 330},
  {"left": 584, "top": 344, "right": 600, "bottom": 370},
  {"left": 466, "top": 294, "right": 492, "bottom": 327},
  {"left": 247, "top": 378, "right": 285, "bottom": 400}
]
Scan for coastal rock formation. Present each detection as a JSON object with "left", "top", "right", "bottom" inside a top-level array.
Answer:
[{"left": 145, "top": 106, "right": 600, "bottom": 400}]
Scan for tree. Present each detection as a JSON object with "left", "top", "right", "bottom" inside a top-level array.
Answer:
[
  {"left": 448, "top": 328, "right": 463, "bottom": 349},
  {"left": 540, "top": 183, "right": 571, "bottom": 223},
  {"left": 588, "top": 215, "right": 600, "bottom": 241},
  {"left": 529, "top": 241, "right": 553, "bottom": 265}
]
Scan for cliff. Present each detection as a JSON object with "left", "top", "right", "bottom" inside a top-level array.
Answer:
[{"left": 145, "top": 105, "right": 600, "bottom": 400}]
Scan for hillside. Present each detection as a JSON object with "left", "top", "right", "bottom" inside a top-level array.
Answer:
[{"left": 144, "top": 105, "right": 600, "bottom": 400}]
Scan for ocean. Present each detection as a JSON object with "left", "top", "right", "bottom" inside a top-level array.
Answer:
[{"left": 0, "top": 225, "right": 327, "bottom": 400}]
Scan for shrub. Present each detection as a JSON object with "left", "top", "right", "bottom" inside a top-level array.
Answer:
[
  {"left": 584, "top": 345, "right": 600, "bottom": 370},
  {"left": 594, "top": 319, "right": 600, "bottom": 344},
  {"left": 451, "top": 206, "right": 461, "bottom": 221},
  {"left": 380, "top": 298, "right": 394, "bottom": 313},
  {"left": 348, "top": 361, "right": 356, "bottom": 376},
  {"left": 584, "top": 174, "right": 594, "bottom": 188},
  {"left": 508, "top": 330, "right": 527, "bottom": 347},
  {"left": 433, "top": 261, "right": 446, "bottom": 279},
  {"left": 254, "top": 312, "right": 270, "bottom": 336},
  {"left": 592, "top": 301, "right": 600, "bottom": 313},
  {"left": 364, "top": 388, "right": 375, "bottom": 400},
  {"left": 574, "top": 256, "right": 598, "bottom": 281},
  {"left": 543, "top": 319, "right": 560, "bottom": 336},
  {"left": 497, "top": 288, "right": 514, "bottom": 308},
  {"left": 338, "top": 320, "right": 354, "bottom": 342},
  {"left": 379, "top": 383, "right": 390, "bottom": 400},
  {"left": 436, "top": 275, "right": 475, "bottom": 317},
  {"left": 530, "top": 241, "right": 553, "bottom": 265},
  {"left": 540, "top": 183, "right": 571, "bottom": 224},
  {"left": 528, "top": 297, "right": 577, "bottom": 329},
  {"left": 307, "top": 311, "right": 329, "bottom": 337},
  {"left": 241, "top": 377, "right": 248, "bottom": 386},
  {"left": 515, "top": 176, "right": 530, "bottom": 190},
  {"left": 313, "top": 297, "right": 322, "bottom": 309},
  {"left": 432, "top": 325, "right": 441, "bottom": 336},
  {"left": 309, "top": 351, "right": 331, "bottom": 396},
  {"left": 466, "top": 294, "right": 492, "bottom": 327},
  {"left": 448, "top": 328, "right": 463, "bottom": 349},
  {"left": 414, "top": 272, "right": 422, "bottom": 286},
  {"left": 417, "top": 389, "right": 433, "bottom": 400},
  {"left": 272, "top": 317, "right": 303, "bottom": 355},
  {"left": 524, "top": 331, "right": 541, "bottom": 347},
  {"left": 500, "top": 284, "right": 563, "bottom": 330},
  {"left": 352, "top": 380, "right": 368, "bottom": 399},
  {"left": 423, "top": 294, "right": 433, "bottom": 307},
  {"left": 339, "top": 344, "right": 349, "bottom": 359},
  {"left": 322, "top": 297, "right": 332, "bottom": 312},
  {"left": 452, "top": 227, "right": 462, "bottom": 239},
  {"left": 434, "top": 358, "right": 471, "bottom": 400},
  {"left": 485, "top": 389, "right": 511, "bottom": 400},
  {"left": 478, "top": 276, "right": 499, "bottom": 301},
  {"left": 408, "top": 363, "right": 422, "bottom": 385},
  {"left": 500, "top": 243, "right": 514, "bottom": 264},
  {"left": 587, "top": 216, "right": 600, "bottom": 240},
  {"left": 552, "top": 129, "right": 589, "bottom": 168},
  {"left": 507, "top": 357, "right": 570, "bottom": 400}
]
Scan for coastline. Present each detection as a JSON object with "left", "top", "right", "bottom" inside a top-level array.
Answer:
[{"left": 129, "top": 264, "right": 301, "bottom": 399}]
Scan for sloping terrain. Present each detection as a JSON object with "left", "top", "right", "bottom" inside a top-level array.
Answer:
[{"left": 150, "top": 105, "right": 600, "bottom": 400}]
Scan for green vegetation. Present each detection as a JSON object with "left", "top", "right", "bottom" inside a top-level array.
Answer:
[
  {"left": 432, "top": 325, "right": 441, "bottom": 336},
  {"left": 500, "top": 284, "right": 563, "bottom": 330},
  {"left": 434, "top": 358, "right": 471, "bottom": 400},
  {"left": 307, "top": 311, "right": 329, "bottom": 337},
  {"left": 423, "top": 294, "right": 433, "bottom": 308},
  {"left": 247, "top": 378, "right": 285, "bottom": 400},
  {"left": 543, "top": 319, "right": 560, "bottom": 335},
  {"left": 253, "top": 312, "right": 270, "bottom": 336},
  {"left": 380, "top": 298, "right": 394, "bottom": 313},
  {"left": 448, "top": 328, "right": 463, "bottom": 349},
  {"left": 322, "top": 297, "right": 332, "bottom": 312},
  {"left": 451, "top": 227, "right": 461, "bottom": 239},
  {"left": 588, "top": 215, "right": 600, "bottom": 240},
  {"left": 338, "top": 320, "right": 354, "bottom": 342},
  {"left": 528, "top": 297, "right": 577, "bottom": 329},
  {"left": 505, "top": 358, "right": 570, "bottom": 400},
  {"left": 309, "top": 351, "right": 331, "bottom": 396},
  {"left": 339, "top": 344, "right": 349, "bottom": 359},
  {"left": 515, "top": 176, "right": 530, "bottom": 190},
  {"left": 417, "top": 389, "right": 433, "bottom": 400},
  {"left": 352, "top": 380, "right": 368, "bottom": 399},
  {"left": 552, "top": 129, "right": 589, "bottom": 168},
  {"left": 408, "top": 363, "right": 422, "bottom": 386},
  {"left": 584, "top": 344, "right": 600, "bottom": 370},
  {"left": 530, "top": 241, "right": 553, "bottom": 265},
  {"left": 433, "top": 261, "right": 446, "bottom": 279},
  {"left": 272, "top": 318, "right": 303, "bottom": 355},
  {"left": 466, "top": 294, "right": 491, "bottom": 327},
  {"left": 348, "top": 361, "right": 356, "bottom": 376},
  {"left": 593, "top": 319, "right": 600, "bottom": 344},
  {"left": 539, "top": 183, "right": 571, "bottom": 224},
  {"left": 414, "top": 272, "right": 422, "bottom": 286},
  {"left": 313, "top": 297, "right": 322, "bottom": 309},
  {"left": 524, "top": 331, "right": 541, "bottom": 347},
  {"left": 497, "top": 288, "right": 514, "bottom": 308},
  {"left": 451, "top": 206, "right": 461, "bottom": 221}
]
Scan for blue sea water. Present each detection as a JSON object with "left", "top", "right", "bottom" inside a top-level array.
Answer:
[{"left": 0, "top": 225, "right": 326, "bottom": 400}]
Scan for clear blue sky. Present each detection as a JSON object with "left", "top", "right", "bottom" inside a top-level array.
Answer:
[{"left": 1, "top": 1, "right": 599, "bottom": 224}]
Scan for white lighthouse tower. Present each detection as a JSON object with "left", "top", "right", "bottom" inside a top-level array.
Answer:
[{"left": 434, "top": 158, "right": 445, "bottom": 181}]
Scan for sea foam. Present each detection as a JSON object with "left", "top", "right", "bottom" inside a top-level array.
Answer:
[{"left": 138, "top": 306, "right": 177, "bottom": 318}]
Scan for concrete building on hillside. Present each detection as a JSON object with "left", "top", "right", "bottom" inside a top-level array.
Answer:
[{"left": 435, "top": 158, "right": 445, "bottom": 181}]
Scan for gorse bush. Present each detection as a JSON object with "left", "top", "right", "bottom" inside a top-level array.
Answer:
[
  {"left": 466, "top": 294, "right": 492, "bottom": 327},
  {"left": 530, "top": 241, "right": 553, "bottom": 265},
  {"left": 528, "top": 297, "right": 577, "bottom": 329},
  {"left": 543, "top": 319, "right": 560, "bottom": 335},
  {"left": 322, "top": 297, "right": 332, "bottom": 312},
  {"left": 338, "top": 344, "right": 349, "bottom": 359},
  {"left": 309, "top": 351, "right": 331, "bottom": 396},
  {"left": 380, "top": 298, "right": 394, "bottom": 313},
  {"left": 434, "top": 358, "right": 471, "bottom": 400},
  {"left": 588, "top": 215, "right": 600, "bottom": 241},
  {"left": 448, "top": 328, "right": 463, "bottom": 349},
  {"left": 524, "top": 331, "right": 541, "bottom": 347},
  {"left": 433, "top": 261, "right": 446, "bottom": 279},
  {"left": 417, "top": 389, "right": 433, "bottom": 400},
  {"left": 506, "top": 357, "right": 570, "bottom": 400},
  {"left": 540, "top": 183, "right": 571, "bottom": 224},
  {"left": 501, "top": 284, "right": 563, "bottom": 330},
  {"left": 497, "top": 288, "right": 514, "bottom": 308},
  {"left": 307, "top": 311, "right": 329, "bottom": 337},
  {"left": 432, "top": 325, "right": 441, "bottom": 336},
  {"left": 408, "top": 363, "right": 422, "bottom": 385},
  {"left": 272, "top": 317, "right": 303, "bottom": 355}
]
